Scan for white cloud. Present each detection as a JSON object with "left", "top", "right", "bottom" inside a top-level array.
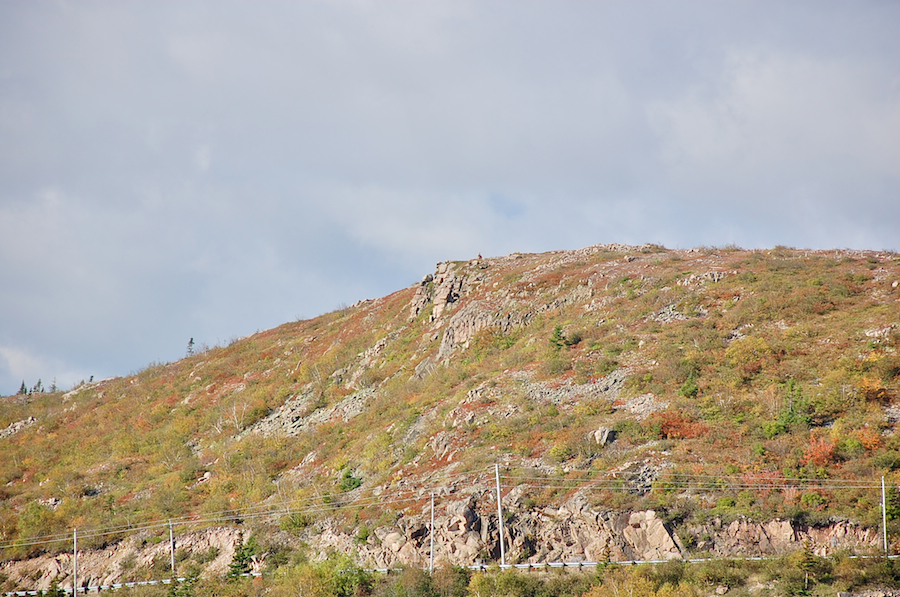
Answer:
[
  {"left": 317, "top": 183, "right": 492, "bottom": 260},
  {"left": 0, "top": 344, "right": 87, "bottom": 392},
  {"left": 1, "top": 1, "right": 899, "bottom": 393},
  {"left": 195, "top": 144, "right": 212, "bottom": 171},
  {"left": 647, "top": 47, "right": 900, "bottom": 195}
]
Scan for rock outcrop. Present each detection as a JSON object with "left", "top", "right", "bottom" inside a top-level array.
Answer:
[
  {"left": 247, "top": 387, "right": 376, "bottom": 437},
  {"left": 0, "top": 416, "right": 35, "bottom": 439},
  {"left": 301, "top": 497, "right": 883, "bottom": 570},
  {"left": 689, "top": 517, "right": 881, "bottom": 557},
  {"left": 437, "top": 301, "right": 530, "bottom": 361},
  {"left": 0, "top": 527, "right": 247, "bottom": 592},
  {"left": 0, "top": 507, "right": 883, "bottom": 589},
  {"left": 409, "top": 262, "right": 468, "bottom": 323}
]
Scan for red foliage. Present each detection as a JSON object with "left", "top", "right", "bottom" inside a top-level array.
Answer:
[
  {"left": 803, "top": 436, "right": 836, "bottom": 466},
  {"left": 741, "top": 471, "right": 786, "bottom": 497},
  {"left": 654, "top": 411, "right": 708, "bottom": 439}
]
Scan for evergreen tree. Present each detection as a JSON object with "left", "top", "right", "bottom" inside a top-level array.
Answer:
[
  {"left": 18, "top": 381, "right": 27, "bottom": 395},
  {"left": 887, "top": 486, "right": 900, "bottom": 520},
  {"left": 186, "top": 338, "right": 195, "bottom": 357},
  {"left": 227, "top": 533, "right": 255, "bottom": 580},
  {"left": 549, "top": 325, "right": 566, "bottom": 350}
]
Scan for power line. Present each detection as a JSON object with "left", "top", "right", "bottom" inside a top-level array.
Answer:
[{"left": 1, "top": 465, "right": 894, "bottom": 552}]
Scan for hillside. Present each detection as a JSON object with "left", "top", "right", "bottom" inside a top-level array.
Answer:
[{"left": 1, "top": 243, "right": 900, "bottom": 592}]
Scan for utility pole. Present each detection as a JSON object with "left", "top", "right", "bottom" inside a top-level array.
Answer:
[
  {"left": 169, "top": 520, "right": 176, "bottom": 576},
  {"left": 495, "top": 464, "right": 505, "bottom": 567},
  {"left": 882, "top": 476, "right": 889, "bottom": 556},
  {"left": 428, "top": 491, "right": 434, "bottom": 574},
  {"left": 73, "top": 528, "right": 78, "bottom": 595}
]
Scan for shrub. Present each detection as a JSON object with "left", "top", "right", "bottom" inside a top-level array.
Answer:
[
  {"left": 803, "top": 437, "right": 836, "bottom": 467},
  {"left": 762, "top": 420, "right": 786, "bottom": 439},
  {"left": 693, "top": 558, "right": 749, "bottom": 588},
  {"left": 679, "top": 373, "right": 699, "bottom": 398},
  {"left": 280, "top": 512, "right": 312, "bottom": 534},
  {"left": 652, "top": 412, "right": 708, "bottom": 440},
  {"left": 724, "top": 336, "right": 773, "bottom": 383},
  {"left": 873, "top": 451, "right": 900, "bottom": 471},
  {"left": 835, "top": 437, "right": 865, "bottom": 460},
  {"left": 856, "top": 427, "right": 881, "bottom": 451},
  {"left": 542, "top": 355, "right": 572, "bottom": 376},
  {"left": 549, "top": 326, "right": 581, "bottom": 350},
  {"left": 857, "top": 377, "right": 890, "bottom": 403},
  {"left": 338, "top": 469, "right": 362, "bottom": 492},
  {"left": 800, "top": 492, "right": 826, "bottom": 509},
  {"left": 431, "top": 566, "right": 470, "bottom": 597},
  {"left": 547, "top": 443, "right": 572, "bottom": 463}
]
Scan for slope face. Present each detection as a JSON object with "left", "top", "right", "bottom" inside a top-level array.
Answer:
[{"left": 1, "top": 244, "right": 900, "bottom": 574}]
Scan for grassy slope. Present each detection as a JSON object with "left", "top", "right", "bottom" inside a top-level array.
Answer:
[{"left": 1, "top": 244, "right": 899, "bottom": 561}]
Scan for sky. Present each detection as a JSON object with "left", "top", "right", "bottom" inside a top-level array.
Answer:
[{"left": 1, "top": 1, "right": 898, "bottom": 395}]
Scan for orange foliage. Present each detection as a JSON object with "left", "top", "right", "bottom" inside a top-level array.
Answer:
[
  {"left": 856, "top": 427, "right": 881, "bottom": 451},
  {"left": 654, "top": 411, "right": 708, "bottom": 439},
  {"left": 857, "top": 376, "right": 889, "bottom": 403},
  {"left": 803, "top": 436, "right": 836, "bottom": 466}
]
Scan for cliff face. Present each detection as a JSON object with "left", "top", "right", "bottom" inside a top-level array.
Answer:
[{"left": 1, "top": 243, "right": 899, "bottom": 587}]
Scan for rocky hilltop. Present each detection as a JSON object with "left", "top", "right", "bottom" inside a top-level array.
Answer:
[{"left": 1, "top": 243, "right": 899, "bottom": 591}]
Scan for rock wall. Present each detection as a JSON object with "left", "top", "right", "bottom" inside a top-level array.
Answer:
[
  {"left": 689, "top": 517, "right": 881, "bottom": 558},
  {"left": 0, "top": 527, "right": 246, "bottom": 592},
  {"left": 0, "top": 503, "right": 884, "bottom": 591},
  {"left": 305, "top": 491, "right": 881, "bottom": 568}
]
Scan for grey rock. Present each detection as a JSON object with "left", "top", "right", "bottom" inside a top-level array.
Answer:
[
  {"left": 0, "top": 416, "right": 36, "bottom": 440},
  {"left": 593, "top": 426, "right": 615, "bottom": 446}
]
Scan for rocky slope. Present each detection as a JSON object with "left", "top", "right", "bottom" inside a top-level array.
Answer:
[{"left": 1, "top": 243, "right": 899, "bottom": 590}]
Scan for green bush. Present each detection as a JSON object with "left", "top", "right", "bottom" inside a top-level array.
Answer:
[
  {"left": 679, "top": 373, "right": 699, "bottom": 398},
  {"left": 338, "top": 469, "right": 363, "bottom": 492},
  {"left": 693, "top": 558, "right": 749, "bottom": 588}
]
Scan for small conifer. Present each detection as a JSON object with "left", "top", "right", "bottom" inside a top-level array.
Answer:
[{"left": 227, "top": 533, "right": 254, "bottom": 580}]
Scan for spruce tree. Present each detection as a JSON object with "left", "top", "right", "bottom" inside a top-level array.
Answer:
[{"left": 227, "top": 533, "right": 254, "bottom": 580}]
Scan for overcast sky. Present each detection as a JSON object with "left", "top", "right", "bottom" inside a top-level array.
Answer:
[{"left": 1, "top": 1, "right": 898, "bottom": 395}]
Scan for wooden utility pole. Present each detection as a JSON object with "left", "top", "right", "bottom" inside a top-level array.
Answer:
[
  {"left": 429, "top": 493, "right": 435, "bottom": 574},
  {"left": 495, "top": 464, "right": 505, "bottom": 567},
  {"left": 73, "top": 528, "right": 78, "bottom": 595},
  {"left": 882, "top": 476, "right": 889, "bottom": 556},
  {"left": 169, "top": 520, "right": 176, "bottom": 576}
]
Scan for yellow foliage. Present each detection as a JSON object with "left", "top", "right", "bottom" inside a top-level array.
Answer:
[
  {"left": 856, "top": 427, "right": 881, "bottom": 451},
  {"left": 269, "top": 564, "right": 331, "bottom": 597},
  {"left": 582, "top": 568, "right": 700, "bottom": 597},
  {"left": 724, "top": 336, "right": 772, "bottom": 369},
  {"left": 857, "top": 376, "right": 889, "bottom": 403}
]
